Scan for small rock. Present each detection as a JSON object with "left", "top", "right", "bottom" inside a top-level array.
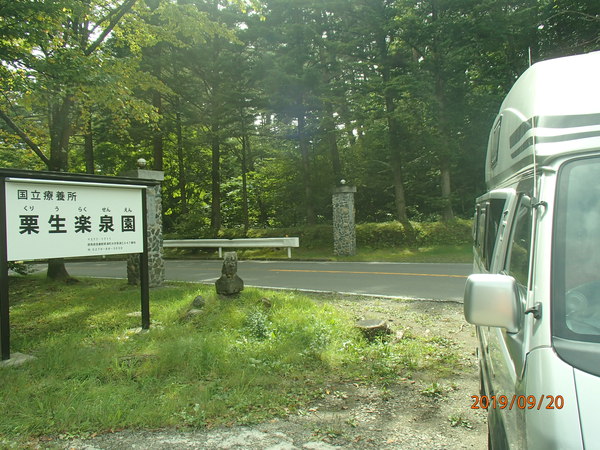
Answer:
[
  {"left": 182, "top": 309, "right": 203, "bottom": 321},
  {"left": 192, "top": 295, "right": 206, "bottom": 308},
  {"left": 393, "top": 330, "right": 405, "bottom": 342},
  {"left": 188, "top": 308, "right": 203, "bottom": 316},
  {"left": 261, "top": 297, "right": 272, "bottom": 308}
]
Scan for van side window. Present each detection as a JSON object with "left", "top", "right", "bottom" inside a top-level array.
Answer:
[
  {"left": 490, "top": 117, "right": 502, "bottom": 168},
  {"left": 485, "top": 199, "right": 505, "bottom": 269},
  {"left": 475, "top": 204, "right": 487, "bottom": 257},
  {"left": 475, "top": 198, "right": 506, "bottom": 270},
  {"left": 505, "top": 196, "right": 532, "bottom": 286}
]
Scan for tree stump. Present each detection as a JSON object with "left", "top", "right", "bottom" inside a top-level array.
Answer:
[{"left": 356, "top": 319, "right": 392, "bottom": 341}]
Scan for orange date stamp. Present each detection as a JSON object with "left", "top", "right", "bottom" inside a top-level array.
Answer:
[{"left": 471, "top": 395, "right": 564, "bottom": 410}]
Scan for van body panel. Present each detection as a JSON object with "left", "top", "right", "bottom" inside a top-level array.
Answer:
[
  {"left": 528, "top": 169, "right": 555, "bottom": 352},
  {"left": 486, "top": 52, "right": 600, "bottom": 190},
  {"left": 467, "top": 51, "right": 600, "bottom": 449},
  {"left": 574, "top": 368, "right": 600, "bottom": 447},
  {"left": 523, "top": 348, "right": 582, "bottom": 450},
  {"left": 488, "top": 326, "right": 521, "bottom": 448}
]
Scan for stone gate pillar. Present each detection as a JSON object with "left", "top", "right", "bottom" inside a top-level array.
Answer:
[
  {"left": 123, "top": 160, "right": 165, "bottom": 287},
  {"left": 332, "top": 184, "right": 357, "bottom": 256}
]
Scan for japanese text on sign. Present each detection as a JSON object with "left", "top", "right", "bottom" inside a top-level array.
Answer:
[
  {"left": 18, "top": 214, "right": 136, "bottom": 235},
  {"left": 5, "top": 179, "right": 145, "bottom": 261}
]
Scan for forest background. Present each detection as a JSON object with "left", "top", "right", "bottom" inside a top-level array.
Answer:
[{"left": 1, "top": 0, "right": 598, "bottom": 241}]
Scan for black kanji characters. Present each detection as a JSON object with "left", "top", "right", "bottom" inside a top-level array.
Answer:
[
  {"left": 19, "top": 215, "right": 39, "bottom": 234},
  {"left": 121, "top": 215, "right": 135, "bottom": 232},
  {"left": 18, "top": 213, "right": 136, "bottom": 235},
  {"left": 48, "top": 215, "right": 67, "bottom": 233},
  {"left": 74, "top": 215, "right": 92, "bottom": 233},
  {"left": 99, "top": 215, "right": 115, "bottom": 232}
]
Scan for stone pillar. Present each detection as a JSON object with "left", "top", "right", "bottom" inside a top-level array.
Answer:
[
  {"left": 332, "top": 184, "right": 357, "bottom": 256},
  {"left": 123, "top": 163, "right": 165, "bottom": 287}
]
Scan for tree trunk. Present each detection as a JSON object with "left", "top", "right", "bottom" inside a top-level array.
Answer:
[
  {"left": 152, "top": 90, "right": 163, "bottom": 171},
  {"left": 440, "top": 158, "right": 454, "bottom": 221},
  {"left": 298, "top": 113, "right": 316, "bottom": 225},
  {"left": 339, "top": 102, "right": 357, "bottom": 146},
  {"left": 175, "top": 110, "right": 187, "bottom": 214},
  {"left": 390, "top": 156, "right": 409, "bottom": 223},
  {"left": 431, "top": 0, "right": 454, "bottom": 222},
  {"left": 323, "top": 105, "right": 342, "bottom": 184},
  {"left": 47, "top": 96, "right": 75, "bottom": 281},
  {"left": 84, "top": 117, "right": 94, "bottom": 174},
  {"left": 385, "top": 98, "right": 411, "bottom": 226},
  {"left": 245, "top": 130, "right": 269, "bottom": 227},
  {"left": 316, "top": 25, "right": 343, "bottom": 185},
  {"left": 210, "top": 123, "right": 221, "bottom": 234},
  {"left": 47, "top": 259, "right": 77, "bottom": 283},
  {"left": 375, "top": 23, "right": 411, "bottom": 227},
  {"left": 241, "top": 134, "right": 250, "bottom": 235},
  {"left": 49, "top": 96, "right": 73, "bottom": 172}
]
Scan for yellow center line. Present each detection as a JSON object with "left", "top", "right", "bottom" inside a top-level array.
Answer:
[{"left": 269, "top": 269, "right": 467, "bottom": 278}]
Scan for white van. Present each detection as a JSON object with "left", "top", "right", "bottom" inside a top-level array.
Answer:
[{"left": 464, "top": 51, "right": 600, "bottom": 449}]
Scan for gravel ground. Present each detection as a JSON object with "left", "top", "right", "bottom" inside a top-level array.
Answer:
[{"left": 56, "top": 295, "right": 486, "bottom": 450}]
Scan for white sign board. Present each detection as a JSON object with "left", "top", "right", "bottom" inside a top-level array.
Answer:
[{"left": 5, "top": 178, "right": 145, "bottom": 261}]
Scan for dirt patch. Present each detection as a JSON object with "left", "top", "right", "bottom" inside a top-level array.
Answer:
[{"left": 58, "top": 296, "right": 486, "bottom": 449}]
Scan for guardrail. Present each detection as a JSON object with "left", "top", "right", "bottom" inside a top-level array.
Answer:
[{"left": 163, "top": 237, "right": 300, "bottom": 258}]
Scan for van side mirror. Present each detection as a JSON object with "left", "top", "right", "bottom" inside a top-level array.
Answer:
[{"left": 463, "top": 274, "right": 521, "bottom": 333}]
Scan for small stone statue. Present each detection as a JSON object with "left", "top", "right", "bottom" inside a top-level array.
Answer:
[{"left": 215, "top": 252, "right": 244, "bottom": 296}]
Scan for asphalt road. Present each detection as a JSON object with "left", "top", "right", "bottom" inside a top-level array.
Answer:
[{"left": 57, "top": 259, "right": 472, "bottom": 302}]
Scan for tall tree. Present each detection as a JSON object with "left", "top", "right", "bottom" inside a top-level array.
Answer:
[
  {"left": 344, "top": 0, "right": 414, "bottom": 224},
  {"left": 0, "top": 0, "right": 142, "bottom": 280},
  {"left": 254, "top": 0, "right": 327, "bottom": 225}
]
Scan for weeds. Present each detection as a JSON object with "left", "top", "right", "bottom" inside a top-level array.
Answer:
[
  {"left": 449, "top": 415, "right": 473, "bottom": 429},
  {"left": 0, "top": 275, "right": 463, "bottom": 443},
  {"left": 420, "top": 382, "right": 447, "bottom": 400}
]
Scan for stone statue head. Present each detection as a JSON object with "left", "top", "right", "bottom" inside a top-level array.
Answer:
[{"left": 222, "top": 252, "right": 238, "bottom": 277}]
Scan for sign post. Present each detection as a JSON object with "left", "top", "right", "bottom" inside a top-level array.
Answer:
[
  {"left": 0, "top": 169, "right": 158, "bottom": 361},
  {"left": 1, "top": 179, "right": 10, "bottom": 360},
  {"left": 140, "top": 192, "right": 150, "bottom": 330}
]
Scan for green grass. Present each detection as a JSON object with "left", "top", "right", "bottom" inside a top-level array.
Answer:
[
  {"left": 165, "top": 244, "right": 473, "bottom": 263},
  {"left": 0, "top": 276, "right": 463, "bottom": 444}
]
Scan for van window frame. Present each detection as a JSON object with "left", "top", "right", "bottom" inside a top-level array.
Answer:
[
  {"left": 474, "top": 191, "right": 511, "bottom": 272},
  {"left": 552, "top": 155, "right": 600, "bottom": 377},
  {"left": 490, "top": 116, "right": 502, "bottom": 168},
  {"left": 503, "top": 193, "right": 533, "bottom": 289},
  {"left": 552, "top": 156, "right": 600, "bottom": 344}
]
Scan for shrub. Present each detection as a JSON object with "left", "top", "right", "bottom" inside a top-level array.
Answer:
[
  {"left": 356, "top": 222, "right": 416, "bottom": 248},
  {"left": 414, "top": 219, "right": 472, "bottom": 246},
  {"left": 174, "top": 220, "right": 472, "bottom": 249},
  {"left": 355, "top": 220, "right": 471, "bottom": 248},
  {"left": 8, "top": 262, "right": 33, "bottom": 275},
  {"left": 219, "top": 225, "right": 333, "bottom": 249}
]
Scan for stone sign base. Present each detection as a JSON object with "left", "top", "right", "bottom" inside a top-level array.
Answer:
[{"left": 0, "top": 352, "right": 35, "bottom": 368}]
